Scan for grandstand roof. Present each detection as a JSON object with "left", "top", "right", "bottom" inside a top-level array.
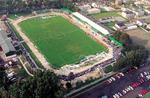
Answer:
[{"left": 72, "top": 12, "right": 110, "bottom": 35}]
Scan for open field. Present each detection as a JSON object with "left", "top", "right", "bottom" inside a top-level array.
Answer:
[
  {"left": 91, "top": 11, "right": 120, "bottom": 19},
  {"left": 19, "top": 16, "right": 106, "bottom": 68},
  {"left": 125, "top": 28, "right": 150, "bottom": 51}
]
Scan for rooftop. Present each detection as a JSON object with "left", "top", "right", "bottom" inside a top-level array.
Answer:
[
  {"left": 72, "top": 12, "right": 110, "bottom": 35},
  {"left": 0, "top": 29, "right": 15, "bottom": 56}
]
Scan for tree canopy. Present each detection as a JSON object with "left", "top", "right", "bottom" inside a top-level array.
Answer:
[
  {"left": 9, "top": 71, "right": 64, "bottom": 98},
  {"left": 113, "top": 45, "right": 148, "bottom": 71},
  {"left": 112, "top": 32, "right": 132, "bottom": 46}
]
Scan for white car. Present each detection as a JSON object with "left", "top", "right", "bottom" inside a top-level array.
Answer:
[
  {"left": 114, "top": 94, "right": 120, "bottom": 98},
  {"left": 144, "top": 72, "right": 149, "bottom": 75},
  {"left": 138, "top": 94, "right": 143, "bottom": 97},
  {"left": 146, "top": 75, "right": 150, "bottom": 80},
  {"left": 117, "top": 92, "right": 122, "bottom": 97},
  {"left": 140, "top": 73, "right": 144, "bottom": 77},
  {"left": 144, "top": 72, "right": 147, "bottom": 75},
  {"left": 119, "top": 72, "right": 124, "bottom": 76},
  {"left": 111, "top": 77, "right": 116, "bottom": 81},
  {"left": 122, "top": 90, "right": 127, "bottom": 94},
  {"left": 107, "top": 77, "right": 116, "bottom": 84},
  {"left": 107, "top": 79, "right": 112, "bottom": 83},
  {"left": 128, "top": 86, "right": 134, "bottom": 90},
  {"left": 113, "top": 95, "right": 117, "bottom": 98},
  {"left": 115, "top": 74, "right": 121, "bottom": 79},
  {"left": 125, "top": 88, "right": 130, "bottom": 92}
]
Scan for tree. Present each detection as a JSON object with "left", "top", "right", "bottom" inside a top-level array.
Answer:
[
  {"left": 119, "top": 33, "right": 131, "bottom": 45},
  {"left": 68, "top": 72, "right": 75, "bottom": 81},
  {"left": 66, "top": 82, "right": 72, "bottom": 90},
  {"left": 0, "top": 66, "right": 9, "bottom": 90},
  {"left": 9, "top": 71, "right": 64, "bottom": 98},
  {"left": 113, "top": 45, "right": 148, "bottom": 71},
  {"left": 75, "top": 80, "right": 83, "bottom": 88},
  {"left": 0, "top": 66, "right": 10, "bottom": 98},
  {"left": 113, "top": 57, "right": 128, "bottom": 71},
  {"left": 0, "top": 87, "right": 10, "bottom": 98},
  {"left": 113, "top": 32, "right": 132, "bottom": 46}
]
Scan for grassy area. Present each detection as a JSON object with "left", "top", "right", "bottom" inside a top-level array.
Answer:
[
  {"left": 104, "top": 22, "right": 115, "bottom": 30},
  {"left": 17, "top": 68, "right": 29, "bottom": 78},
  {"left": 144, "top": 92, "right": 150, "bottom": 98},
  {"left": 8, "top": 13, "right": 30, "bottom": 20},
  {"left": 104, "top": 65, "right": 113, "bottom": 73},
  {"left": 19, "top": 16, "right": 106, "bottom": 68},
  {"left": 91, "top": 11, "right": 120, "bottom": 19}
]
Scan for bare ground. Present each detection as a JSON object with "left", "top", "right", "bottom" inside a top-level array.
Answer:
[{"left": 125, "top": 28, "right": 150, "bottom": 51}]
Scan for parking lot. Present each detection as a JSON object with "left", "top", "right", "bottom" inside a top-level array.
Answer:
[
  {"left": 123, "top": 81, "right": 150, "bottom": 98},
  {"left": 72, "top": 64, "right": 150, "bottom": 98}
]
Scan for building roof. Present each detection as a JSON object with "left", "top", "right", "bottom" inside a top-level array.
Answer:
[
  {"left": 0, "top": 29, "right": 15, "bottom": 55},
  {"left": 72, "top": 12, "right": 110, "bottom": 35},
  {"left": 124, "top": 10, "right": 134, "bottom": 14},
  {"left": 116, "top": 22, "right": 126, "bottom": 27}
]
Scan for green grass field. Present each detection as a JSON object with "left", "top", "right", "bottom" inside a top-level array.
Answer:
[
  {"left": 9, "top": 13, "right": 29, "bottom": 20},
  {"left": 19, "top": 16, "right": 106, "bottom": 68},
  {"left": 91, "top": 11, "right": 120, "bottom": 19},
  {"left": 144, "top": 92, "right": 150, "bottom": 98}
]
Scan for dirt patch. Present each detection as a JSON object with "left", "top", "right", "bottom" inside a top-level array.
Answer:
[{"left": 125, "top": 28, "right": 150, "bottom": 51}]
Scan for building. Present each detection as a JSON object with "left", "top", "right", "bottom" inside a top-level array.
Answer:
[
  {"left": 91, "top": 3, "right": 98, "bottom": 8},
  {"left": 144, "top": 9, "right": 150, "bottom": 15},
  {"left": 87, "top": 8, "right": 101, "bottom": 14},
  {"left": 121, "top": 11, "right": 135, "bottom": 19},
  {"left": 0, "top": 29, "right": 16, "bottom": 57},
  {"left": 99, "top": 18, "right": 115, "bottom": 24},
  {"left": 142, "top": 0, "right": 150, "bottom": 5},
  {"left": 132, "top": 10, "right": 145, "bottom": 17},
  {"left": 125, "top": 24, "right": 137, "bottom": 30},
  {"left": 136, "top": 19, "right": 145, "bottom": 26},
  {"left": 121, "top": 7, "right": 128, "bottom": 11},
  {"left": 115, "top": 0, "right": 123, "bottom": 5},
  {"left": 78, "top": 4, "right": 91, "bottom": 12},
  {"left": 115, "top": 22, "right": 126, "bottom": 30},
  {"left": 123, "top": 0, "right": 130, "bottom": 3},
  {"left": 146, "top": 24, "right": 150, "bottom": 30},
  {"left": 101, "top": 6, "right": 115, "bottom": 11}
]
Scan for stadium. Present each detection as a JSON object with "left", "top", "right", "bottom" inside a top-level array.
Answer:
[{"left": 12, "top": 10, "right": 114, "bottom": 73}]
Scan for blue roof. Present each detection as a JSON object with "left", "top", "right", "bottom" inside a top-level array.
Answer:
[{"left": 102, "top": 95, "right": 108, "bottom": 98}]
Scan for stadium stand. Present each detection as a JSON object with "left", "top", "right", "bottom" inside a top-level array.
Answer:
[{"left": 72, "top": 12, "right": 110, "bottom": 36}]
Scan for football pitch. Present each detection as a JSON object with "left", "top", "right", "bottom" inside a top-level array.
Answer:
[{"left": 19, "top": 15, "right": 106, "bottom": 68}]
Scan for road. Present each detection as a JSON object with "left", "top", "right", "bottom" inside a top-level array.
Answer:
[{"left": 72, "top": 64, "right": 150, "bottom": 98}]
